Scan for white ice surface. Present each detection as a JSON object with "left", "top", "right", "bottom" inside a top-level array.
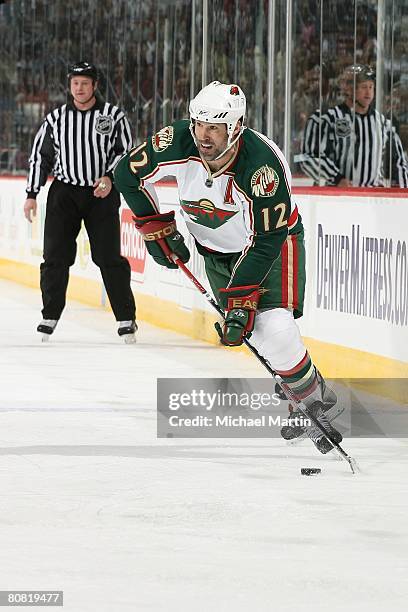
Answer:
[{"left": 0, "top": 279, "right": 407, "bottom": 612}]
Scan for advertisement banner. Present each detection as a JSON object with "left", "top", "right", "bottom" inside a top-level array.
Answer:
[
  {"left": 1, "top": 178, "right": 407, "bottom": 363},
  {"left": 297, "top": 194, "right": 408, "bottom": 362}
]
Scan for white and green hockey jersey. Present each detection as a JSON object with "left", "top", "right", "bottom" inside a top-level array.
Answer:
[{"left": 114, "top": 120, "right": 302, "bottom": 288}]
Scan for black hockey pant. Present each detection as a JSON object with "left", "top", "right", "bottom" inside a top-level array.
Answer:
[{"left": 40, "top": 179, "right": 135, "bottom": 321}]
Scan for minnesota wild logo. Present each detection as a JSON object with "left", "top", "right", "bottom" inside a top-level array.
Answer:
[
  {"left": 251, "top": 165, "right": 279, "bottom": 197},
  {"left": 180, "top": 199, "right": 238, "bottom": 229},
  {"left": 152, "top": 126, "right": 174, "bottom": 152}
]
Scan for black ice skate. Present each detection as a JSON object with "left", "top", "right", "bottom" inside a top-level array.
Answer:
[
  {"left": 279, "top": 375, "right": 343, "bottom": 443},
  {"left": 37, "top": 319, "right": 58, "bottom": 342},
  {"left": 280, "top": 404, "right": 304, "bottom": 440},
  {"left": 118, "top": 320, "right": 138, "bottom": 344},
  {"left": 303, "top": 401, "right": 343, "bottom": 454}
]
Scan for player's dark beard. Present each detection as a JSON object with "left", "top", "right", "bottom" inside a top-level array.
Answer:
[{"left": 199, "top": 143, "right": 224, "bottom": 161}]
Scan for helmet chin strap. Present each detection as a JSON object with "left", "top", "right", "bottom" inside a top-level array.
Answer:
[
  {"left": 213, "top": 127, "right": 245, "bottom": 161},
  {"left": 189, "top": 121, "right": 245, "bottom": 187},
  {"left": 206, "top": 129, "right": 245, "bottom": 187}
]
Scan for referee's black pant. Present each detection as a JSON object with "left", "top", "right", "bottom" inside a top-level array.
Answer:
[{"left": 40, "top": 179, "right": 136, "bottom": 321}]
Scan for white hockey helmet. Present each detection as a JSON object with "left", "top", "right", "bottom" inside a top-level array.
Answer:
[{"left": 189, "top": 81, "right": 246, "bottom": 158}]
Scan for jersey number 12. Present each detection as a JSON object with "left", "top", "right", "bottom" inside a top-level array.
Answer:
[{"left": 261, "top": 203, "right": 287, "bottom": 231}]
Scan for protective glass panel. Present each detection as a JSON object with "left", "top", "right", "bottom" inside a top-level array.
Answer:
[
  {"left": 0, "top": 0, "right": 194, "bottom": 174},
  {"left": 394, "top": 6, "right": 408, "bottom": 168},
  {"left": 293, "top": 0, "right": 407, "bottom": 188},
  {"left": 381, "top": 0, "right": 408, "bottom": 186},
  {"left": 269, "top": 0, "right": 288, "bottom": 150},
  {"left": 292, "top": 0, "right": 364, "bottom": 184},
  {"left": 207, "top": 0, "right": 268, "bottom": 133},
  {"left": 0, "top": 0, "right": 406, "bottom": 185}
]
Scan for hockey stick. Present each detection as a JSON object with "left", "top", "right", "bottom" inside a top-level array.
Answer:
[{"left": 171, "top": 255, "right": 357, "bottom": 474}]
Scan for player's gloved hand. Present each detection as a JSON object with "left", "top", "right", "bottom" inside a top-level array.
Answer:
[
  {"left": 134, "top": 211, "right": 190, "bottom": 269},
  {"left": 215, "top": 285, "right": 260, "bottom": 346}
]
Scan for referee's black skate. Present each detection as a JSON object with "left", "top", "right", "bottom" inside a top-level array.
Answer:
[
  {"left": 37, "top": 319, "right": 58, "bottom": 342},
  {"left": 118, "top": 320, "right": 137, "bottom": 344}
]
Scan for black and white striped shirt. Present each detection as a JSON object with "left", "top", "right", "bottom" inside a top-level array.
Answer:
[
  {"left": 26, "top": 98, "right": 133, "bottom": 197},
  {"left": 300, "top": 103, "right": 408, "bottom": 187}
]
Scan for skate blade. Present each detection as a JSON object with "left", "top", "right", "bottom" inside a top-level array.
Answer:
[
  {"left": 286, "top": 404, "right": 345, "bottom": 446},
  {"left": 123, "top": 334, "right": 137, "bottom": 344},
  {"left": 41, "top": 333, "right": 51, "bottom": 343}
]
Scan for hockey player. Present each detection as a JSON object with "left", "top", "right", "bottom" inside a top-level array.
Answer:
[{"left": 114, "top": 80, "right": 341, "bottom": 453}]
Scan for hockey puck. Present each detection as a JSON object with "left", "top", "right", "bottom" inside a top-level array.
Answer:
[{"left": 301, "top": 467, "right": 321, "bottom": 476}]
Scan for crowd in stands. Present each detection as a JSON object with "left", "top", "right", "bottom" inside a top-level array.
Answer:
[
  {"left": 0, "top": 0, "right": 407, "bottom": 181},
  {"left": 291, "top": 0, "right": 408, "bottom": 170},
  {"left": 0, "top": 0, "right": 194, "bottom": 172}
]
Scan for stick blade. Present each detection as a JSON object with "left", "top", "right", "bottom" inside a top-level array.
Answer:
[{"left": 348, "top": 457, "right": 359, "bottom": 474}]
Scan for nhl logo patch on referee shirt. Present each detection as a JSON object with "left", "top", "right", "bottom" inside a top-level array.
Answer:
[
  {"left": 95, "top": 115, "right": 114, "bottom": 135},
  {"left": 251, "top": 165, "right": 279, "bottom": 198},
  {"left": 335, "top": 118, "right": 351, "bottom": 138}
]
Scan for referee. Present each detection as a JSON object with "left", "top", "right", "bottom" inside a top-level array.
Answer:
[
  {"left": 23, "top": 62, "right": 137, "bottom": 341},
  {"left": 300, "top": 64, "right": 408, "bottom": 187}
]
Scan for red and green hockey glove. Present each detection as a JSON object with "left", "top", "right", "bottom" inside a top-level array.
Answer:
[
  {"left": 134, "top": 211, "right": 190, "bottom": 269},
  {"left": 215, "top": 285, "right": 260, "bottom": 346}
]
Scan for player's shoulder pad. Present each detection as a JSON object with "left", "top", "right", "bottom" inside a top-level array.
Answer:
[
  {"left": 149, "top": 119, "right": 196, "bottom": 161},
  {"left": 239, "top": 128, "right": 291, "bottom": 200}
]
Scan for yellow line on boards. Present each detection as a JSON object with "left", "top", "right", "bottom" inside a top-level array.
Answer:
[{"left": 0, "top": 258, "right": 406, "bottom": 399}]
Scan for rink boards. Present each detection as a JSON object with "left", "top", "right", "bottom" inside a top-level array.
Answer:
[{"left": 0, "top": 177, "right": 407, "bottom": 379}]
